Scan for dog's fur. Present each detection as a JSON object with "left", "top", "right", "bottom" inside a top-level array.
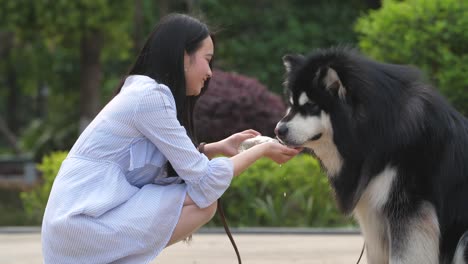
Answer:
[{"left": 275, "top": 47, "right": 468, "bottom": 264}]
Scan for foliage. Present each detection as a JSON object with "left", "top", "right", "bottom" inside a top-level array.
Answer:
[
  {"left": 200, "top": 0, "right": 368, "bottom": 93},
  {"left": 19, "top": 117, "right": 78, "bottom": 161},
  {"left": 16, "top": 151, "right": 352, "bottom": 227},
  {"left": 355, "top": 0, "right": 468, "bottom": 115},
  {"left": 195, "top": 69, "right": 286, "bottom": 143},
  {"left": 20, "top": 151, "right": 68, "bottom": 223},
  {"left": 31, "top": 0, "right": 134, "bottom": 62},
  {"left": 0, "top": 0, "right": 371, "bottom": 159},
  {"left": 0, "top": 0, "right": 134, "bottom": 157},
  {"left": 210, "top": 154, "right": 354, "bottom": 227},
  {"left": 0, "top": 189, "right": 33, "bottom": 226}
]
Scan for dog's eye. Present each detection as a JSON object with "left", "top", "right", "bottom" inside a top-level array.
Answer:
[{"left": 304, "top": 102, "right": 320, "bottom": 113}]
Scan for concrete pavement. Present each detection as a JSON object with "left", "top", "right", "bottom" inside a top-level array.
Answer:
[{"left": 0, "top": 228, "right": 368, "bottom": 264}]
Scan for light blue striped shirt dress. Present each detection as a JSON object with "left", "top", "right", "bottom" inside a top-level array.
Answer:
[{"left": 41, "top": 75, "right": 234, "bottom": 263}]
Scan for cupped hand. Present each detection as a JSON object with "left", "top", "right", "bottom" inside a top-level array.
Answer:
[
  {"left": 262, "top": 142, "right": 303, "bottom": 164},
  {"left": 219, "top": 129, "right": 261, "bottom": 157}
]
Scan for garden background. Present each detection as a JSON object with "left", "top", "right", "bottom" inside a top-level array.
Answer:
[{"left": 1, "top": 0, "right": 467, "bottom": 227}]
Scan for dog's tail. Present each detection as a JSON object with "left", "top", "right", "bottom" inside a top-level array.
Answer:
[{"left": 453, "top": 231, "right": 468, "bottom": 264}]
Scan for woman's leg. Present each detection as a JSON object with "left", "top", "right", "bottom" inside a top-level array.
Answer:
[{"left": 166, "top": 193, "right": 217, "bottom": 247}]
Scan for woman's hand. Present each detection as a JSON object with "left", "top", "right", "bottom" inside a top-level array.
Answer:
[
  {"left": 229, "top": 137, "right": 303, "bottom": 177},
  {"left": 260, "top": 142, "right": 303, "bottom": 164},
  {"left": 218, "top": 129, "right": 261, "bottom": 157}
]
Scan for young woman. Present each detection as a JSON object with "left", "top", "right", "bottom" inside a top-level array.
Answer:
[{"left": 41, "top": 13, "right": 301, "bottom": 263}]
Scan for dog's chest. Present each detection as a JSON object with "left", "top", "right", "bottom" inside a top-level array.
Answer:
[{"left": 352, "top": 167, "right": 397, "bottom": 263}]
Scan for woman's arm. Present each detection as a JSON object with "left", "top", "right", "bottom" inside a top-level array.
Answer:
[
  {"left": 202, "top": 142, "right": 224, "bottom": 159},
  {"left": 203, "top": 130, "right": 301, "bottom": 174},
  {"left": 203, "top": 129, "right": 261, "bottom": 159},
  {"left": 230, "top": 142, "right": 301, "bottom": 177}
]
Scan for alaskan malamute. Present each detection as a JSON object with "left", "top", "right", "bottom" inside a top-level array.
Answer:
[{"left": 275, "top": 47, "right": 468, "bottom": 264}]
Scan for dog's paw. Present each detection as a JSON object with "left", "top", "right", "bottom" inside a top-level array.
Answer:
[{"left": 238, "top": 136, "right": 279, "bottom": 152}]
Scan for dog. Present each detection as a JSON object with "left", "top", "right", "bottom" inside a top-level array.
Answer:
[{"left": 274, "top": 47, "right": 468, "bottom": 264}]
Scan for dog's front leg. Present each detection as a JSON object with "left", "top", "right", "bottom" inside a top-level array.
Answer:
[{"left": 388, "top": 202, "right": 440, "bottom": 264}]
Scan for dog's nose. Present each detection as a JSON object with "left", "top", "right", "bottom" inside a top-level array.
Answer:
[{"left": 275, "top": 125, "right": 288, "bottom": 138}]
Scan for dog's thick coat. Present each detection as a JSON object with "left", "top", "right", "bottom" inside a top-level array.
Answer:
[{"left": 276, "top": 47, "right": 468, "bottom": 264}]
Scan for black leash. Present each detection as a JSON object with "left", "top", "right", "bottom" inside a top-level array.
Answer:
[
  {"left": 356, "top": 242, "right": 365, "bottom": 264},
  {"left": 217, "top": 197, "right": 363, "bottom": 264},
  {"left": 217, "top": 198, "right": 242, "bottom": 264}
]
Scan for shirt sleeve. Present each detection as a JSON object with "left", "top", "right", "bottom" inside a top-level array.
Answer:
[{"left": 133, "top": 84, "right": 234, "bottom": 208}]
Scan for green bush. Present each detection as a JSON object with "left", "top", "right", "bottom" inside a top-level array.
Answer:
[
  {"left": 195, "top": 70, "right": 286, "bottom": 143},
  {"left": 0, "top": 189, "right": 33, "bottom": 226},
  {"left": 355, "top": 0, "right": 468, "bottom": 115},
  {"left": 212, "top": 154, "right": 353, "bottom": 227},
  {"left": 20, "top": 151, "right": 68, "bottom": 224},
  {"left": 19, "top": 151, "right": 352, "bottom": 227},
  {"left": 201, "top": 0, "right": 368, "bottom": 93}
]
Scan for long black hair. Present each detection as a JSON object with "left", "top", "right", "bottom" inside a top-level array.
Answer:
[
  {"left": 116, "top": 13, "right": 214, "bottom": 142},
  {"left": 115, "top": 13, "right": 214, "bottom": 176}
]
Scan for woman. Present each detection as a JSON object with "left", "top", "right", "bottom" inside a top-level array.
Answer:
[{"left": 42, "top": 13, "right": 301, "bottom": 263}]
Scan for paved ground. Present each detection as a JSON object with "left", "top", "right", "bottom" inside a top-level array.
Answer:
[{"left": 0, "top": 228, "right": 367, "bottom": 264}]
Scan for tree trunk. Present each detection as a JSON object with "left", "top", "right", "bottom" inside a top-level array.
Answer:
[
  {"left": 133, "top": 0, "right": 144, "bottom": 53},
  {"left": 1, "top": 31, "right": 19, "bottom": 135},
  {"left": 186, "top": 0, "right": 195, "bottom": 13},
  {"left": 79, "top": 30, "right": 103, "bottom": 133},
  {"left": 158, "top": 0, "right": 169, "bottom": 17},
  {"left": 36, "top": 83, "right": 49, "bottom": 119},
  {"left": 366, "top": 0, "right": 381, "bottom": 9},
  {"left": 6, "top": 62, "right": 19, "bottom": 134},
  {"left": 0, "top": 115, "right": 21, "bottom": 155}
]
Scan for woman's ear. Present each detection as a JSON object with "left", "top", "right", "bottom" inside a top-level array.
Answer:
[{"left": 184, "top": 51, "right": 190, "bottom": 71}]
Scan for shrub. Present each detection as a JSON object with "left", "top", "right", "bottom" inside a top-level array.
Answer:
[
  {"left": 211, "top": 154, "right": 354, "bottom": 227},
  {"left": 0, "top": 189, "right": 33, "bottom": 226},
  {"left": 20, "top": 151, "right": 67, "bottom": 224},
  {"left": 18, "top": 151, "right": 352, "bottom": 227},
  {"left": 195, "top": 69, "right": 286, "bottom": 143},
  {"left": 355, "top": 0, "right": 468, "bottom": 115}
]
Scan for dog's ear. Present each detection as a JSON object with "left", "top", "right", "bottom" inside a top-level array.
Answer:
[
  {"left": 282, "top": 54, "right": 304, "bottom": 74},
  {"left": 324, "top": 67, "right": 346, "bottom": 100}
]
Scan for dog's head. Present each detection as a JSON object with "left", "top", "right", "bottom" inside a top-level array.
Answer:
[{"left": 275, "top": 50, "right": 355, "bottom": 176}]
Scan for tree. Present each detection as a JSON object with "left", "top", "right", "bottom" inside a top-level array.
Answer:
[
  {"left": 0, "top": 115, "right": 20, "bottom": 155},
  {"left": 31, "top": 1, "right": 134, "bottom": 132},
  {"left": 0, "top": 0, "right": 135, "bottom": 157},
  {"left": 199, "top": 0, "right": 369, "bottom": 93},
  {"left": 355, "top": 0, "right": 468, "bottom": 115},
  {"left": 0, "top": 1, "right": 48, "bottom": 153}
]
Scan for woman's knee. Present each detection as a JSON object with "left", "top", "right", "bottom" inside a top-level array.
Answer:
[
  {"left": 184, "top": 193, "right": 217, "bottom": 223},
  {"left": 202, "top": 200, "right": 218, "bottom": 223}
]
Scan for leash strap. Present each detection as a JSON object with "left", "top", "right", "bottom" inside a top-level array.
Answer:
[
  {"left": 356, "top": 242, "right": 365, "bottom": 264},
  {"left": 217, "top": 198, "right": 242, "bottom": 264},
  {"left": 217, "top": 198, "right": 363, "bottom": 264}
]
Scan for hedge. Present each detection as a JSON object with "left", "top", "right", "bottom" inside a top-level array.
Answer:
[
  {"left": 355, "top": 0, "right": 468, "bottom": 115},
  {"left": 21, "top": 151, "right": 353, "bottom": 227}
]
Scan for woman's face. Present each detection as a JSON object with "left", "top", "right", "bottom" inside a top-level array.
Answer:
[{"left": 184, "top": 36, "right": 214, "bottom": 96}]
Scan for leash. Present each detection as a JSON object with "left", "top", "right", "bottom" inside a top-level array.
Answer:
[
  {"left": 356, "top": 242, "right": 365, "bottom": 264},
  {"left": 217, "top": 198, "right": 242, "bottom": 264},
  {"left": 197, "top": 143, "right": 240, "bottom": 262},
  {"left": 217, "top": 196, "right": 364, "bottom": 264}
]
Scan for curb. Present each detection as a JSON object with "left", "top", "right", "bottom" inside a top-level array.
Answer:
[
  {"left": 0, "top": 226, "right": 361, "bottom": 235},
  {"left": 0, "top": 226, "right": 42, "bottom": 234},
  {"left": 198, "top": 227, "right": 361, "bottom": 235}
]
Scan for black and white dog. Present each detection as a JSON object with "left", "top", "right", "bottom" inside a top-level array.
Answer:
[{"left": 275, "top": 47, "right": 468, "bottom": 264}]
